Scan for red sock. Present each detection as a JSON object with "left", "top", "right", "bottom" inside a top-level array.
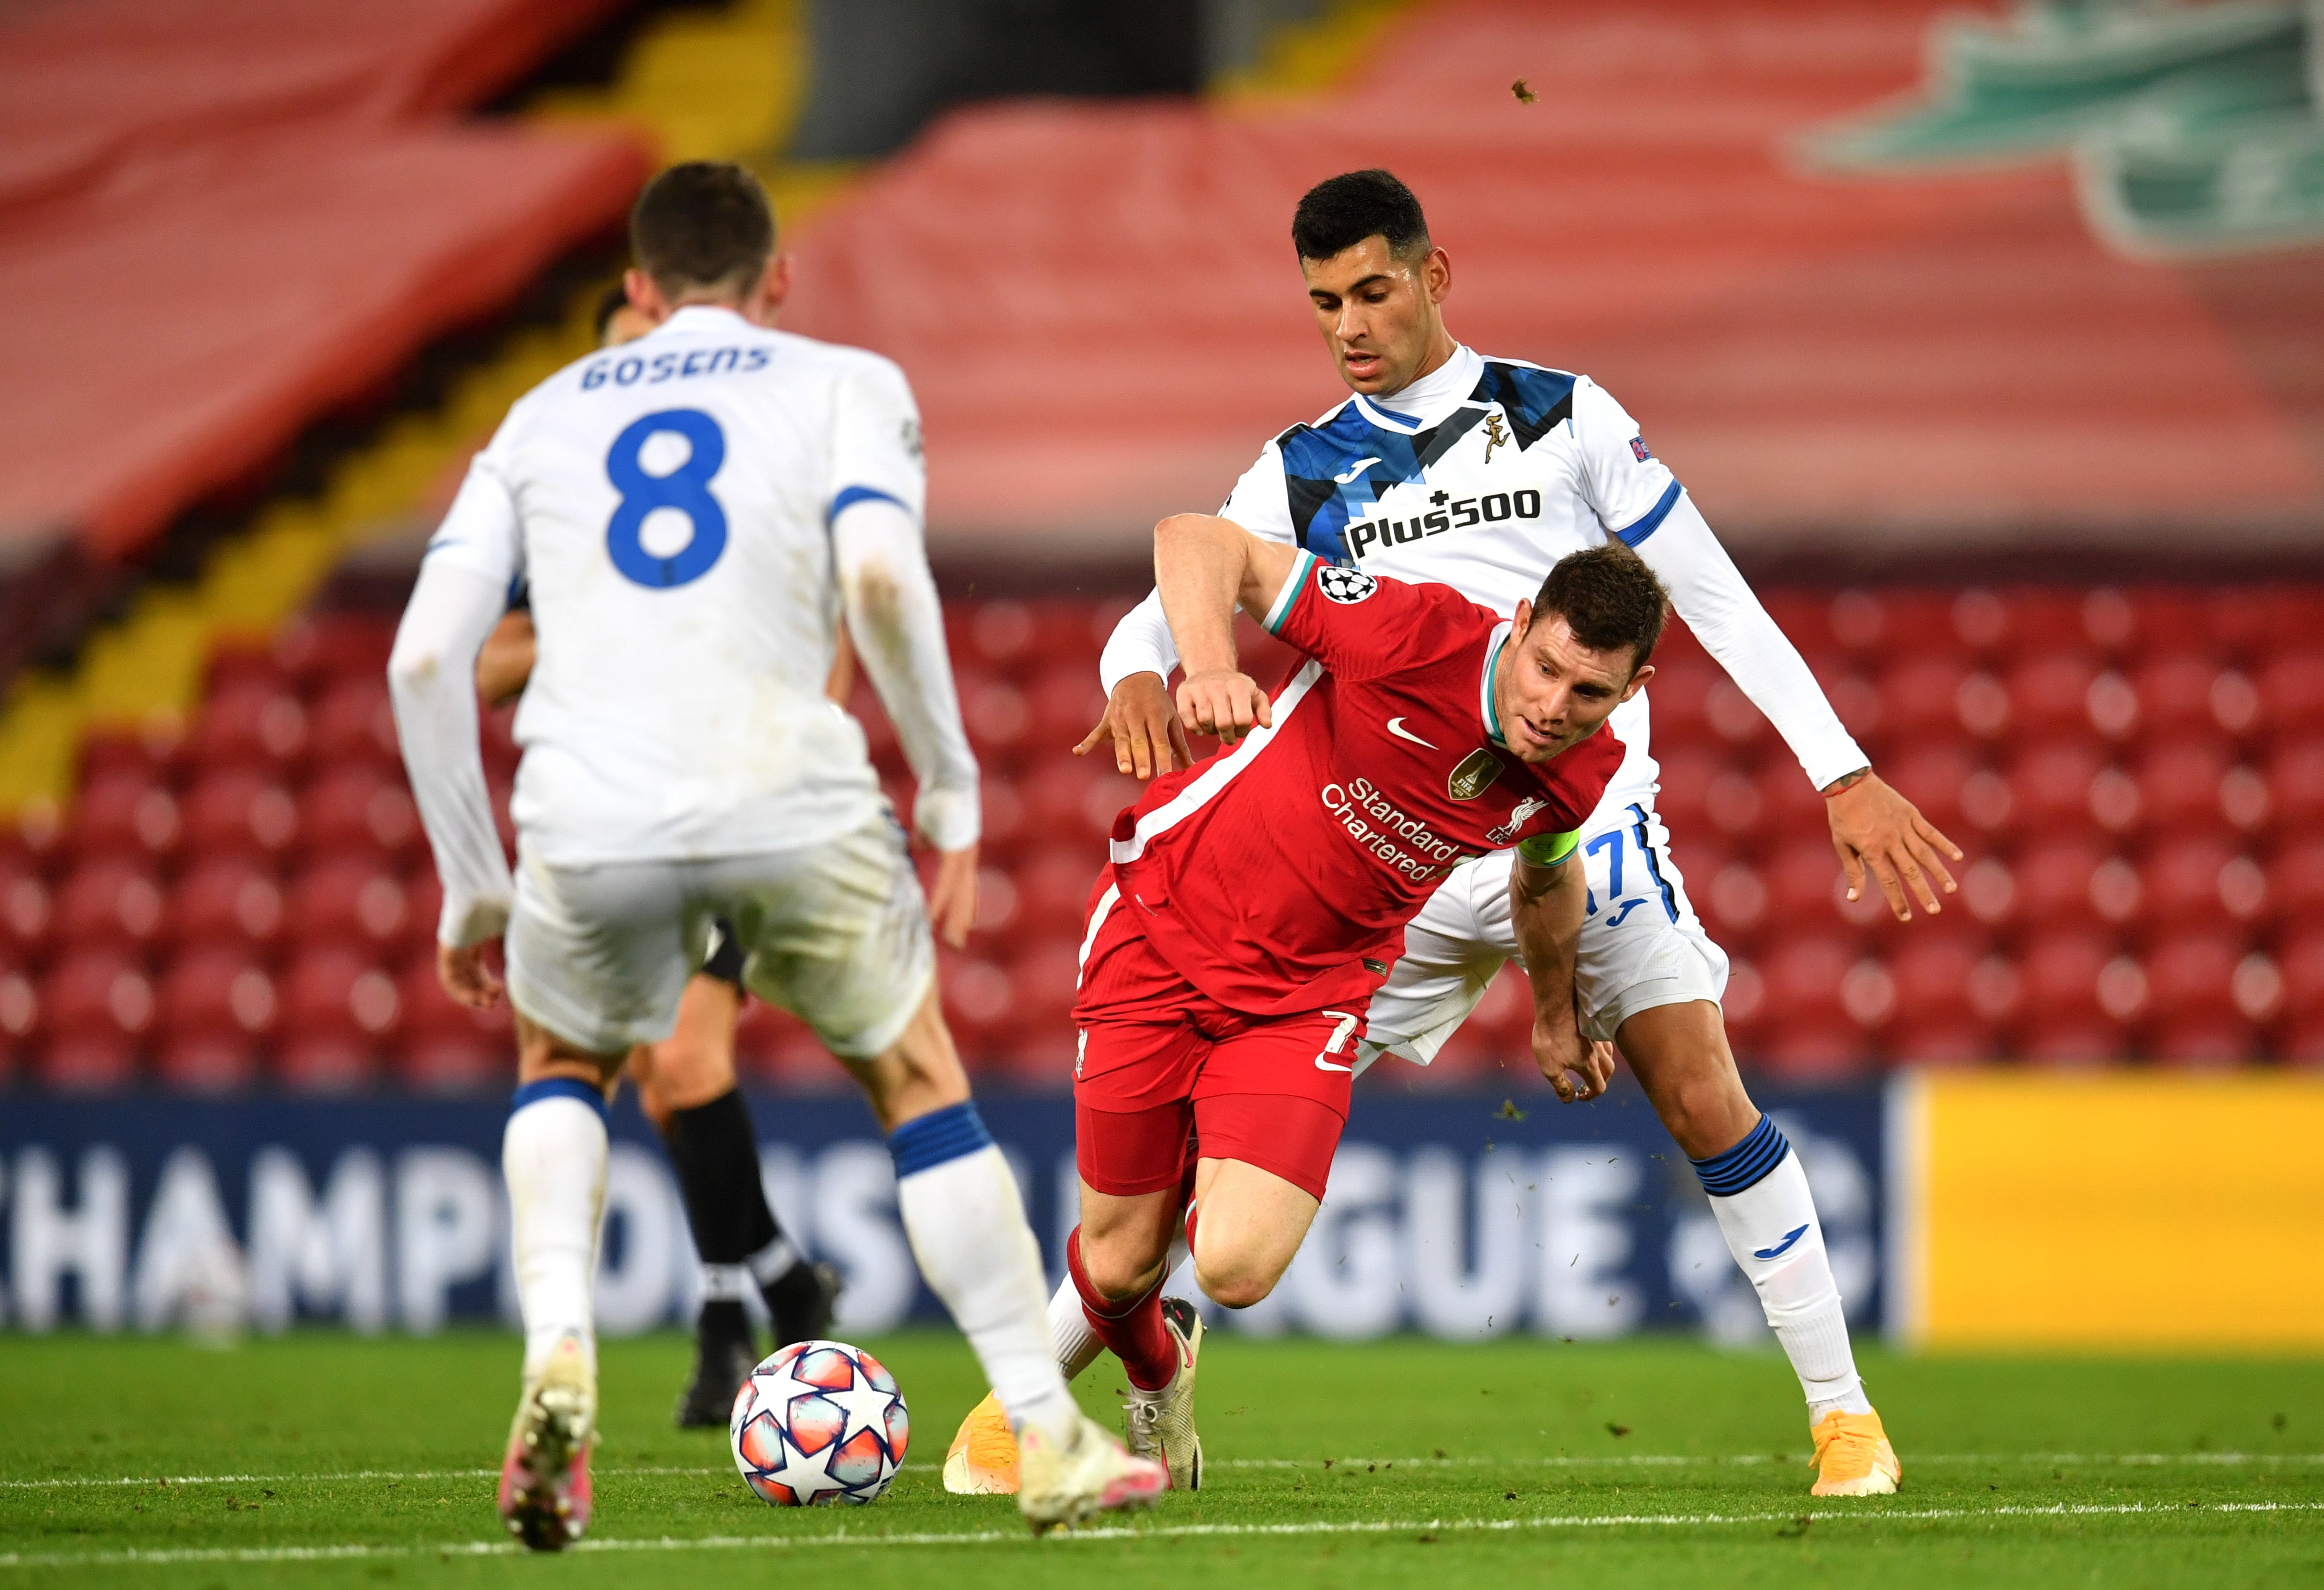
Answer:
[{"left": 1066, "top": 1226, "right": 1176, "bottom": 1392}]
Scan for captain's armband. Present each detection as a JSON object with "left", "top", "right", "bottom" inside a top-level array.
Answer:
[{"left": 1516, "top": 829, "right": 1580, "bottom": 868}]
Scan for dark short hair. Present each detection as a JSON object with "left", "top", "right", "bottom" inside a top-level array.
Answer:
[
  {"left": 592, "top": 281, "right": 631, "bottom": 341},
  {"left": 1530, "top": 545, "right": 1668, "bottom": 672},
  {"left": 629, "top": 162, "right": 775, "bottom": 296},
  {"left": 1291, "top": 169, "right": 1429, "bottom": 262}
]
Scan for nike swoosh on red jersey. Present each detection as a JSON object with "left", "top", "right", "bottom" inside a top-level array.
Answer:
[
  {"left": 1385, "top": 717, "right": 1437, "bottom": 749},
  {"left": 1315, "top": 1056, "right": 1354, "bottom": 1073}
]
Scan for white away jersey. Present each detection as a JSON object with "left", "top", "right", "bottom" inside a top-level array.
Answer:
[
  {"left": 1218, "top": 346, "right": 1680, "bottom": 799},
  {"left": 423, "top": 305, "right": 921, "bottom": 865}
]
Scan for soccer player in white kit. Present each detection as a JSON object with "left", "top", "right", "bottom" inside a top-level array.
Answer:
[
  {"left": 389, "top": 162, "right": 1164, "bottom": 1547},
  {"left": 949, "top": 170, "right": 1959, "bottom": 1499}
]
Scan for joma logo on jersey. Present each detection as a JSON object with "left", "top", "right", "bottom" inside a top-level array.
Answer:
[
  {"left": 1346, "top": 488, "right": 1542, "bottom": 560},
  {"left": 1448, "top": 748, "right": 1505, "bottom": 801}
]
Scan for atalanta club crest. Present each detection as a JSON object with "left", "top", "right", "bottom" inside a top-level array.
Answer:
[{"left": 1319, "top": 565, "right": 1377, "bottom": 604}]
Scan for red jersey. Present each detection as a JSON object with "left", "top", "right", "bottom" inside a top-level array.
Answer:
[{"left": 1103, "top": 551, "right": 1624, "bottom": 1017}]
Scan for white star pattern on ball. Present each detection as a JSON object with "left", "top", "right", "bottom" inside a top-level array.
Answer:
[
  {"left": 730, "top": 1340, "right": 910, "bottom": 1508},
  {"left": 825, "top": 1379, "right": 898, "bottom": 1444}
]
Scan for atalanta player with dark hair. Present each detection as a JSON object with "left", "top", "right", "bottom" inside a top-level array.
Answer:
[{"left": 950, "top": 168, "right": 1945, "bottom": 1499}]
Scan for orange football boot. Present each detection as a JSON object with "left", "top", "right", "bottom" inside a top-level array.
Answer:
[
  {"left": 942, "top": 1391, "right": 1020, "bottom": 1494},
  {"left": 1810, "top": 1408, "right": 1901, "bottom": 1496}
]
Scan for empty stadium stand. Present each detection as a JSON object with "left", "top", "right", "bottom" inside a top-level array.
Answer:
[{"left": 5, "top": 583, "right": 2323, "bottom": 1093}]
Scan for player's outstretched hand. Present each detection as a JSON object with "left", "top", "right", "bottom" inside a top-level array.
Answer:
[
  {"left": 1533, "top": 1006, "right": 1614, "bottom": 1103},
  {"left": 439, "top": 941, "right": 504, "bottom": 1009},
  {"left": 1074, "top": 671, "right": 1193, "bottom": 780},
  {"left": 929, "top": 843, "right": 980, "bottom": 951},
  {"left": 1825, "top": 768, "right": 1964, "bottom": 922},
  {"left": 1175, "top": 669, "right": 1272, "bottom": 747}
]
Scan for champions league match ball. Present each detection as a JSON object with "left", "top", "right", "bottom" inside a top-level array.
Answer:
[{"left": 730, "top": 1340, "right": 910, "bottom": 1507}]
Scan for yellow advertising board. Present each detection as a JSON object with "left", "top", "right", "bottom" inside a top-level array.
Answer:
[{"left": 1889, "top": 1072, "right": 2324, "bottom": 1348}]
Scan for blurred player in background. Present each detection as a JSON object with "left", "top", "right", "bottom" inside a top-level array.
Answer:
[
  {"left": 952, "top": 169, "right": 1955, "bottom": 1500},
  {"left": 477, "top": 283, "right": 846, "bottom": 1430},
  {"left": 393, "top": 161, "right": 1165, "bottom": 1548}
]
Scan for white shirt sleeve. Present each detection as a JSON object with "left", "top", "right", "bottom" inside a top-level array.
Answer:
[
  {"left": 830, "top": 360, "right": 979, "bottom": 852},
  {"left": 390, "top": 510, "right": 519, "bottom": 948},
  {"left": 1570, "top": 375, "right": 1683, "bottom": 545},
  {"left": 1098, "top": 439, "right": 1295, "bottom": 696},
  {"left": 1571, "top": 375, "right": 1867, "bottom": 789},
  {"left": 1633, "top": 492, "right": 1869, "bottom": 790}
]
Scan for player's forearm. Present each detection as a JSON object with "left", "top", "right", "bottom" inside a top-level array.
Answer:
[
  {"left": 1639, "top": 494, "right": 1868, "bottom": 790},
  {"left": 1508, "top": 851, "right": 1586, "bottom": 1019},
  {"left": 475, "top": 612, "right": 535, "bottom": 706},
  {"left": 834, "top": 498, "right": 981, "bottom": 851},
  {"left": 1098, "top": 586, "right": 1181, "bottom": 697},
  {"left": 389, "top": 560, "right": 516, "bottom": 946},
  {"left": 1154, "top": 514, "right": 1250, "bottom": 679}
]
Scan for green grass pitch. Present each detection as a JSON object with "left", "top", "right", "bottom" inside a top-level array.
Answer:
[{"left": 2, "top": 1331, "right": 2317, "bottom": 1587}]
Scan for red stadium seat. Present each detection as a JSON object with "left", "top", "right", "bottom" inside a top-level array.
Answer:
[
  {"left": 2143, "top": 838, "right": 2264, "bottom": 932},
  {"left": 2008, "top": 840, "right": 2107, "bottom": 932},
  {"left": 2271, "top": 840, "right": 2324, "bottom": 930},
  {"left": 1012, "top": 850, "right": 1103, "bottom": 938},
  {"left": 306, "top": 678, "right": 403, "bottom": 774},
  {"left": 959, "top": 672, "right": 1031, "bottom": 764},
  {"left": 2014, "top": 930, "right": 2115, "bottom": 1032},
  {"left": 479, "top": 705, "right": 519, "bottom": 785},
  {"left": 37, "top": 948, "right": 153, "bottom": 1067},
  {"left": 154, "top": 1035, "right": 260, "bottom": 1093},
  {"left": 52, "top": 858, "right": 167, "bottom": 955},
  {"left": 38, "top": 1034, "right": 139, "bottom": 1092},
  {"left": 978, "top": 774, "right": 1026, "bottom": 863},
  {"left": 276, "top": 949, "right": 398, "bottom": 1092},
  {"left": 1698, "top": 856, "right": 1765, "bottom": 951},
  {"left": 1876, "top": 657, "right": 1971, "bottom": 741},
  {"left": 1887, "top": 1014, "right": 1996, "bottom": 1065},
  {"left": 180, "top": 768, "right": 300, "bottom": 864},
  {"left": 1, "top": 864, "right": 53, "bottom": 965},
  {"left": 1703, "top": 677, "right": 1772, "bottom": 752},
  {"left": 2133, "top": 654, "right": 2247, "bottom": 742},
  {"left": 1646, "top": 655, "right": 1715, "bottom": 749},
  {"left": 1755, "top": 760, "right": 1829, "bottom": 846},
  {"left": 284, "top": 860, "right": 409, "bottom": 956},
  {"left": 2256, "top": 652, "right": 2324, "bottom": 741},
  {"left": 1649, "top": 746, "right": 1725, "bottom": 841},
  {"left": 2141, "top": 934, "right": 2243, "bottom": 1030},
  {"left": 1760, "top": 841, "right": 1847, "bottom": 932},
  {"left": 169, "top": 858, "right": 284, "bottom": 957},
  {"left": 399, "top": 1033, "right": 507, "bottom": 1094},
  {"left": 157, "top": 950, "right": 275, "bottom": 1044},
  {"left": 301, "top": 766, "right": 422, "bottom": 865},
  {"left": 1885, "top": 929, "right": 1987, "bottom": 1030},
  {"left": 2006, "top": 653, "right": 2101, "bottom": 741},
  {"left": 189, "top": 678, "right": 307, "bottom": 773},
  {"left": 66, "top": 771, "right": 179, "bottom": 866},
  {"left": 2267, "top": 739, "right": 2324, "bottom": 832},
  {"left": 2007, "top": 739, "right": 2131, "bottom": 837},
  {"left": 1756, "top": 933, "right": 1855, "bottom": 1033},
  {"left": 2135, "top": 737, "right": 2236, "bottom": 837},
  {"left": 277, "top": 615, "right": 396, "bottom": 691},
  {"left": 1021, "top": 670, "right": 1110, "bottom": 763},
  {"left": 2277, "top": 935, "right": 2324, "bottom": 1026},
  {"left": 1005, "top": 940, "right": 1082, "bottom": 1044}
]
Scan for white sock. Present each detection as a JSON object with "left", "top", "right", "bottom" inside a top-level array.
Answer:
[
  {"left": 890, "top": 1103, "right": 1079, "bottom": 1445},
  {"left": 501, "top": 1082, "right": 609, "bottom": 1383},
  {"left": 1694, "top": 1116, "right": 1871, "bottom": 1424},
  {"left": 1050, "top": 1233, "right": 1190, "bottom": 1383}
]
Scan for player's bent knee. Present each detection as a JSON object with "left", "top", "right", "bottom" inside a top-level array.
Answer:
[{"left": 1192, "top": 1256, "right": 1282, "bottom": 1311}]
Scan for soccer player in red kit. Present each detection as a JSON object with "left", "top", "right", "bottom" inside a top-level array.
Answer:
[{"left": 1061, "top": 523, "right": 1667, "bottom": 1485}]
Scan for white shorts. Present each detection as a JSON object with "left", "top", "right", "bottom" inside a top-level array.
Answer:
[
  {"left": 1360, "top": 797, "right": 1730, "bottom": 1065},
  {"left": 505, "top": 812, "right": 934, "bottom": 1059}
]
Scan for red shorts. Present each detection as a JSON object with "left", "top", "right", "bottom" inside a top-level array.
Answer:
[{"left": 1072, "top": 883, "right": 1363, "bottom": 1203}]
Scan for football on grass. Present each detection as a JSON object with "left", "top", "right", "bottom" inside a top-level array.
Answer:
[{"left": 730, "top": 1340, "right": 910, "bottom": 1506}]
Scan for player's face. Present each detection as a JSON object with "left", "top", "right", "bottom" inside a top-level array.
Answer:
[
  {"left": 1495, "top": 604, "right": 1653, "bottom": 765},
  {"left": 1301, "top": 237, "right": 1453, "bottom": 395}
]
